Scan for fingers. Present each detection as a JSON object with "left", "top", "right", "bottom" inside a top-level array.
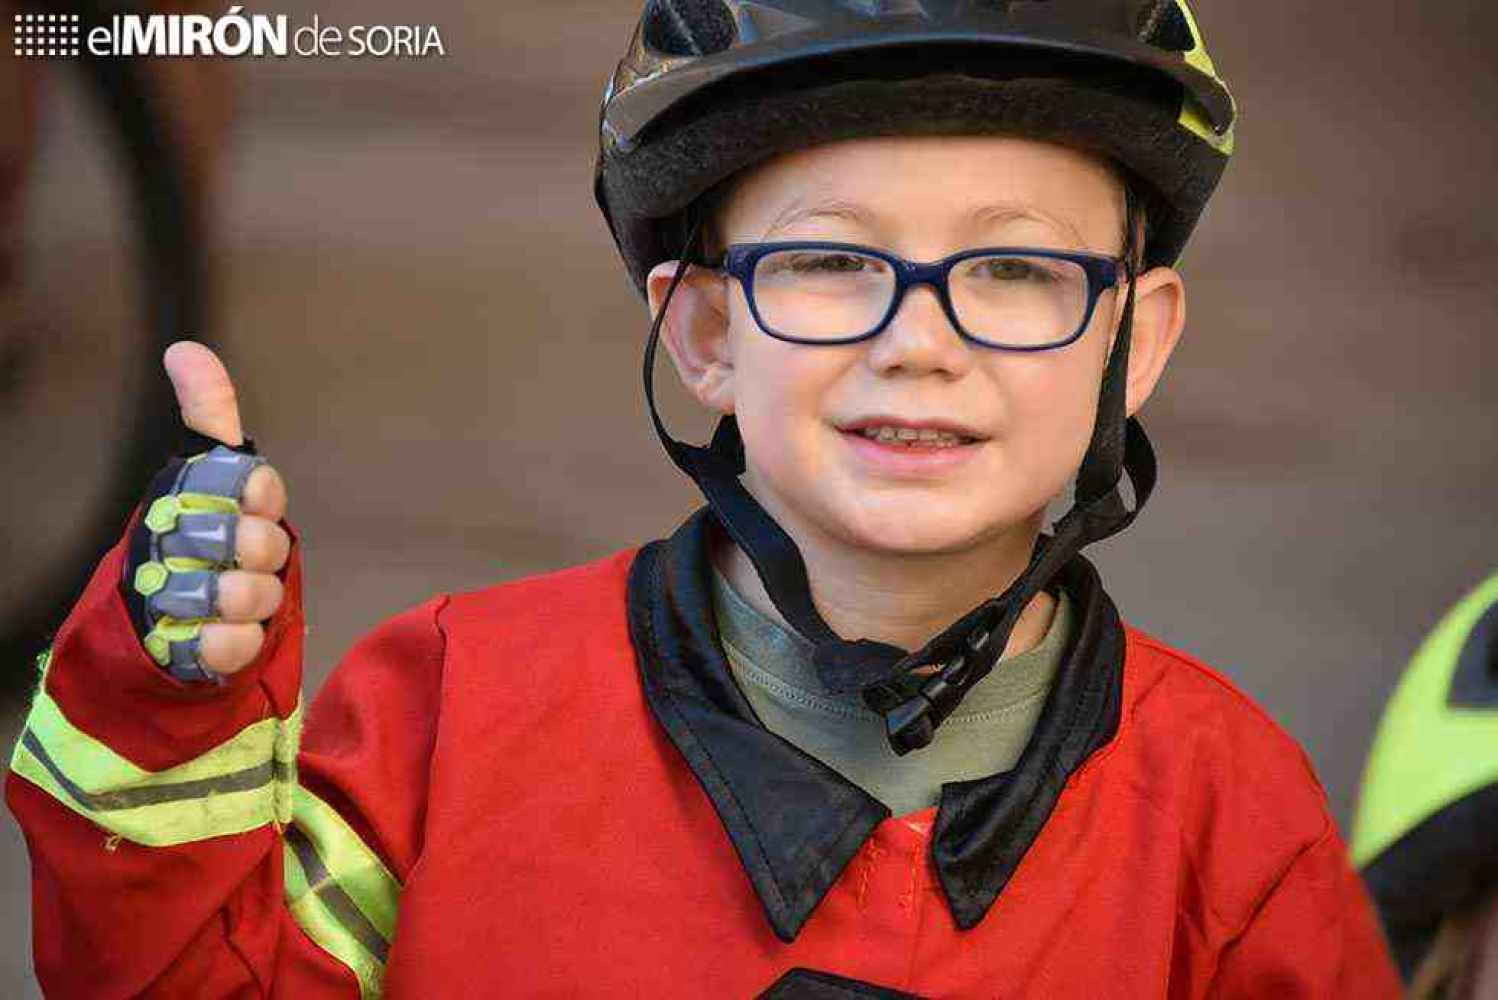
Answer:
[
  {"left": 234, "top": 514, "right": 291, "bottom": 573},
  {"left": 182, "top": 557, "right": 286, "bottom": 678},
  {"left": 215, "top": 570, "right": 284, "bottom": 623},
  {"left": 241, "top": 464, "right": 287, "bottom": 521},
  {"left": 163, "top": 340, "right": 244, "bottom": 447},
  {"left": 197, "top": 570, "right": 283, "bottom": 675},
  {"left": 197, "top": 622, "right": 265, "bottom": 676}
]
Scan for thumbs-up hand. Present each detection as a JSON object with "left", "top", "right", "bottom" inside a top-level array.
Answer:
[{"left": 125, "top": 341, "right": 292, "bottom": 683}]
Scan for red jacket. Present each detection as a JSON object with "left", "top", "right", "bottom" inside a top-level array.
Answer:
[{"left": 8, "top": 506, "right": 1400, "bottom": 997}]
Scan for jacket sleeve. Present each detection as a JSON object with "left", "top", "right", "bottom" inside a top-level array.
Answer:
[
  {"left": 1206, "top": 820, "right": 1403, "bottom": 999},
  {"left": 5, "top": 502, "right": 448, "bottom": 998}
]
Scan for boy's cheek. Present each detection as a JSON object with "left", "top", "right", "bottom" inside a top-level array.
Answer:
[
  {"left": 1006, "top": 348, "right": 1109, "bottom": 427},
  {"left": 732, "top": 340, "right": 836, "bottom": 421}
]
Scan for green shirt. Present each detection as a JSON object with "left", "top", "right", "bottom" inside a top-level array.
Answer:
[{"left": 710, "top": 568, "right": 1073, "bottom": 818}]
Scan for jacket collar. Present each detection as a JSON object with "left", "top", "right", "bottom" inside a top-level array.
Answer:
[{"left": 626, "top": 507, "right": 1126, "bottom": 941}]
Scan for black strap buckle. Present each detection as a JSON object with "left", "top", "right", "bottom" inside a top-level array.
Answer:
[{"left": 867, "top": 624, "right": 995, "bottom": 755}]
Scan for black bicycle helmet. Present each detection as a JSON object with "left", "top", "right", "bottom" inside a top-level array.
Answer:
[
  {"left": 596, "top": 0, "right": 1235, "bottom": 294},
  {"left": 594, "top": 0, "right": 1238, "bottom": 754}
]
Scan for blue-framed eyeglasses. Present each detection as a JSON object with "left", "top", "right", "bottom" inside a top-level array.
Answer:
[{"left": 713, "top": 241, "right": 1124, "bottom": 352}]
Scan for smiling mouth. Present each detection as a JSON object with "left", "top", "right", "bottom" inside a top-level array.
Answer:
[{"left": 840, "top": 423, "right": 986, "bottom": 449}]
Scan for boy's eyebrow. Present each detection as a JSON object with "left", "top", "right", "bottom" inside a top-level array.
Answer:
[
  {"left": 967, "top": 202, "right": 1087, "bottom": 247},
  {"left": 759, "top": 198, "right": 874, "bottom": 240},
  {"left": 758, "top": 197, "right": 1087, "bottom": 246}
]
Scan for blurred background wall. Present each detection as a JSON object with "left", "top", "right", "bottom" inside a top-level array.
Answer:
[{"left": 1, "top": 1, "right": 1495, "bottom": 991}]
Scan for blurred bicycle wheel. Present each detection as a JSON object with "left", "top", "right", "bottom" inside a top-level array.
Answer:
[{"left": 1, "top": 0, "right": 230, "bottom": 704}]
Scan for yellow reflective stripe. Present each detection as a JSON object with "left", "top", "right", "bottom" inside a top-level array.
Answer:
[
  {"left": 283, "top": 785, "right": 402, "bottom": 999},
  {"left": 1175, "top": 1, "right": 1235, "bottom": 155},
  {"left": 8, "top": 649, "right": 302, "bottom": 846}
]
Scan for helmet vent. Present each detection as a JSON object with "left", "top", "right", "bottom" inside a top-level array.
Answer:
[
  {"left": 1136, "top": 0, "right": 1194, "bottom": 52},
  {"left": 642, "top": 0, "right": 738, "bottom": 57}
]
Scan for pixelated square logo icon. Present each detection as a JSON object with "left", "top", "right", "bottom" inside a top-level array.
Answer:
[{"left": 13, "top": 13, "right": 82, "bottom": 58}]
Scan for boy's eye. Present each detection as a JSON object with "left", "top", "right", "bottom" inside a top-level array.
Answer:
[
  {"left": 780, "top": 252, "right": 878, "bottom": 274},
  {"left": 967, "top": 256, "right": 1057, "bottom": 283}
]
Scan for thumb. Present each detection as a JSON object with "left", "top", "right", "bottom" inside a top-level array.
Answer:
[{"left": 163, "top": 340, "right": 244, "bottom": 447}]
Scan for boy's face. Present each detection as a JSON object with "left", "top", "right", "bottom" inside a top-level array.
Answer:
[{"left": 650, "top": 135, "right": 1185, "bottom": 558}]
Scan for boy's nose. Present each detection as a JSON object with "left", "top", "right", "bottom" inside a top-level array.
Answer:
[{"left": 865, "top": 284, "right": 975, "bottom": 378}]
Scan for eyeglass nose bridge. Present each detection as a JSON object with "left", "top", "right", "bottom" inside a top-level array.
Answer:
[{"left": 877, "top": 256, "right": 971, "bottom": 342}]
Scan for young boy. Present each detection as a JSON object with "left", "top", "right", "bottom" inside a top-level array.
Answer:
[{"left": 8, "top": 2, "right": 1400, "bottom": 996}]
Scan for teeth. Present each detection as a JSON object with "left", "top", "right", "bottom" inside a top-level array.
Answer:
[{"left": 857, "top": 425, "right": 971, "bottom": 448}]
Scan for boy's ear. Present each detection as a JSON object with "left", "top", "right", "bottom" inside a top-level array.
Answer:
[
  {"left": 1118, "top": 265, "right": 1187, "bottom": 417},
  {"left": 646, "top": 260, "right": 735, "bottom": 415}
]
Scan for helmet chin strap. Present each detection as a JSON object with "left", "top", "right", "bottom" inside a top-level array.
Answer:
[{"left": 643, "top": 195, "right": 1156, "bottom": 755}]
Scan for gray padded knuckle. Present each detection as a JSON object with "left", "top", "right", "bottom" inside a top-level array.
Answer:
[
  {"left": 178, "top": 444, "right": 268, "bottom": 502},
  {"left": 167, "top": 637, "right": 225, "bottom": 686},
  {"left": 147, "top": 570, "right": 220, "bottom": 621},
  {"left": 159, "top": 512, "right": 239, "bottom": 566}
]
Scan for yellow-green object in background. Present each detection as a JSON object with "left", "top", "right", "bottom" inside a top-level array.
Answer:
[{"left": 1352, "top": 571, "right": 1498, "bottom": 867}]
